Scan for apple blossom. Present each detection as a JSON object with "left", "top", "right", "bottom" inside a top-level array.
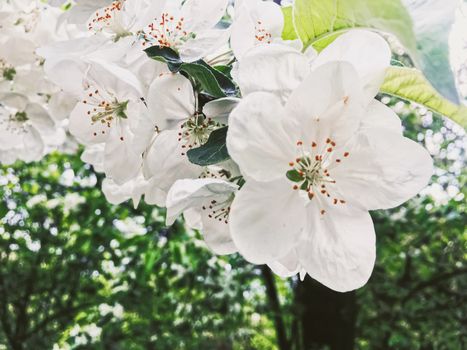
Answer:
[
  {"left": 226, "top": 59, "right": 433, "bottom": 292},
  {"left": 166, "top": 178, "right": 239, "bottom": 254}
]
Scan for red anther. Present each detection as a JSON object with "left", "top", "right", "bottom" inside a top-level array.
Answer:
[{"left": 344, "top": 152, "right": 350, "bottom": 157}]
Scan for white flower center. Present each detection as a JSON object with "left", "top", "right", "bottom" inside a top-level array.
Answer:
[
  {"left": 141, "top": 13, "right": 195, "bottom": 49},
  {"left": 0, "top": 111, "right": 29, "bottom": 134},
  {"left": 0, "top": 59, "right": 16, "bottom": 81},
  {"left": 82, "top": 89, "right": 128, "bottom": 140},
  {"left": 287, "top": 138, "right": 349, "bottom": 215},
  {"left": 177, "top": 115, "right": 219, "bottom": 156},
  {"left": 255, "top": 20, "right": 272, "bottom": 44},
  {"left": 202, "top": 197, "right": 233, "bottom": 225},
  {"left": 88, "top": 0, "right": 131, "bottom": 38}
]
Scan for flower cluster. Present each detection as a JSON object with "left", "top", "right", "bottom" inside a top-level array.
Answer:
[
  {"left": 0, "top": 0, "right": 75, "bottom": 164},
  {"left": 2, "top": 0, "right": 434, "bottom": 291}
]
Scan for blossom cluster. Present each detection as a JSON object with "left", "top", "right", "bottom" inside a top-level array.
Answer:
[
  {"left": 0, "top": 0, "right": 76, "bottom": 163},
  {"left": 0, "top": 0, "right": 434, "bottom": 292}
]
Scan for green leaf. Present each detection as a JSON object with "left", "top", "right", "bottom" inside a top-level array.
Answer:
[
  {"left": 380, "top": 67, "right": 467, "bottom": 128},
  {"left": 144, "top": 46, "right": 182, "bottom": 72},
  {"left": 179, "top": 63, "right": 227, "bottom": 98},
  {"left": 293, "top": 0, "right": 417, "bottom": 53},
  {"left": 197, "top": 61, "right": 237, "bottom": 96},
  {"left": 282, "top": 6, "right": 298, "bottom": 41},
  {"left": 187, "top": 127, "right": 230, "bottom": 166},
  {"left": 286, "top": 170, "right": 303, "bottom": 183},
  {"left": 404, "top": 0, "right": 460, "bottom": 103}
]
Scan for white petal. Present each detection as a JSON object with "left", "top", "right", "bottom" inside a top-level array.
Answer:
[
  {"left": 229, "top": 179, "right": 307, "bottom": 264},
  {"left": 181, "top": 0, "right": 228, "bottom": 32},
  {"left": 179, "top": 28, "right": 230, "bottom": 62},
  {"left": 227, "top": 92, "right": 296, "bottom": 182},
  {"left": 166, "top": 178, "right": 238, "bottom": 225},
  {"left": 202, "top": 97, "right": 240, "bottom": 124},
  {"left": 268, "top": 250, "right": 301, "bottom": 278},
  {"left": 69, "top": 99, "right": 109, "bottom": 144},
  {"left": 298, "top": 205, "right": 376, "bottom": 292},
  {"left": 361, "top": 100, "right": 403, "bottom": 135},
  {"left": 333, "top": 128, "right": 434, "bottom": 210},
  {"left": 313, "top": 30, "right": 391, "bottom": 100},
  {"left": 284, "top": 61, "right": 366, "bottom": 146},
  {"left": 143, "top": 130, "right": 201, "bottom": 195},
  {"left": 104, "top": 125, "right": 142, "bottom": 185},
  {"left": 81, "top": 144, "right": 105, "bottom": 173},
  {"left": 231, "top": 0, "right": 284, "bottom": 58},
  {"left": 25, "top": 103, "right": 55, "bottom": 135},
  {"left": 201, "top": 210, "right": 238, "bottom": 255},
  {"left": 231, "top": 44, "right": 310, "bottom": 100},
  {"left": 146, "top": 73, "right": 195, "bottom": 130}
]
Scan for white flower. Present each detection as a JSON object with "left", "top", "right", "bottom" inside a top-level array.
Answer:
[
  {"left": 0, "top": 93, "right": 56, "bottom": 164},
  {"left": 230, "top": 0, "right": 288, "bottom": 59},
  {"left": 102, "top": 174, "right": 148, "bottom": 208},
  {"left": 141, "top": 71, "right": 232, "bottom": 205},
  {"left": 166, "top": 178, "right": 238, "bottom": 255},
  {"left": 226, "top": 32, "right": 433, "bottom": 292},
  {"left": 140, "top": 0, "right": 230, "bottom": 62},
  {"left": 68, "top": 64, "right": 145, "bottom": 184}
]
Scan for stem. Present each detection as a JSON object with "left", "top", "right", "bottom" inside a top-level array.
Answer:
[{"left": 261, "top": 266, "right": 290, "bottom": 350}]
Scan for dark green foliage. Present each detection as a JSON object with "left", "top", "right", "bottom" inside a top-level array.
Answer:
[{"left": 187, "top": 127, "right": 230, "bottom": 166}]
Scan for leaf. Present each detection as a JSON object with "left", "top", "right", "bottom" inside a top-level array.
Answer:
[
  {"left": 286, "top": 170, "right": 303, "bottom": 183},
  {"left": 179, "top": 63, "right": 227, "bottom": 98},
  {"left": 187, "top": 127, "right": 230, "bottom": 166},
  {"left": 282, "top": 6, "right": 298, "bottom": 41},
  {"left": 144, "top": 46, "right": 182, "bottom": 72},
  {"left": 293, "top": 0, "right": 417, "bottom": 54},
  {"left": 380, "top": 67, "right": 467, "bottom": 128},
  {"left": 402, "top": 0, "right": 461, "bottom": 103},
  {"left": 197, "top": 61, "right": 237, "bottom": 96}
]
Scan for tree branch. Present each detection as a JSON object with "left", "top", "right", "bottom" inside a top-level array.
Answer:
[{"left": 261, "top": 266, "right": 290, "bottom": 350}]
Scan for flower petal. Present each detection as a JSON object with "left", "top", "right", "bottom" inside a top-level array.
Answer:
[
  {"left": 227, "top": 92, "right": 296, "bottom": 182},
  {"left": 333, "top": 128, "right": 433, "bottom": 210},
  {"left": 361, "top": 99, "right": 403, "bottom": 134},
  {"left": 231, "top": 44, "right": 310, "bottom": 100},
  {"left": 229, "top": 178, "right": 307, "bottom": 264},
  {"left": 298, "top": 205, "right": 376, "bottom": 292},
  {"left": 312, "top": 30, "right": 391, "bottom": 101},
  {"left": 143, "top": 130, "right": 201, "bottom": 199},
  {"left": 285, "top": 61, "right": 365, "bottom": 146},
  {"left": 231, "top": 0, "right": 284, "bottom": 58},
  {"left": 181, "top": 0, "right": 228, "bottom": 32},
  {"left": 202, "top": 97, "right": 240, "bottom": 125},
  {"left": 179, "top": 28, "right": 230, "bottom": 62},
  {"left": 104, "top": 125, "right": 142, "bottom": 185},
  {"left": 146, "top": 73, "right": 195, "bottom": 130},
  {"left": 166, "top": 178, "right": 238, "bottom": 225}
]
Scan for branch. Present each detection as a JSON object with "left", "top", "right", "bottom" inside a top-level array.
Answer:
[
  {"left": 261, "top": 266, "right": 290, "bottom": 350},
  {"left": 403, "top": 268, "right": 467, "bottom": 304}
]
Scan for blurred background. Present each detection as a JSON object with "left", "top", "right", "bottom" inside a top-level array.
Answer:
[{"left": 0, "top": 97, "right": 465, "bottom": 349}]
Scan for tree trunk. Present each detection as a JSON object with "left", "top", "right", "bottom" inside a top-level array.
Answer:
[{"left": 294, "top": 277, "right": 357, "bottom": 350}]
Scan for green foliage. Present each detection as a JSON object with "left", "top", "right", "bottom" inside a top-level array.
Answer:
[
  {"left": 381, "top": 67, "right": 467, "bottom": 128},
  {"left": 187, "top": 127, "right": 230, "bottom": 166},
  {"left": 0, "top": 154, "right": 276, "bottom": 349},
  {"left": 144, "top": 45, "right": 236, "bottom": 98},
  {"left": 292, "top": 0, "right": 416, "bottom": 52}
]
